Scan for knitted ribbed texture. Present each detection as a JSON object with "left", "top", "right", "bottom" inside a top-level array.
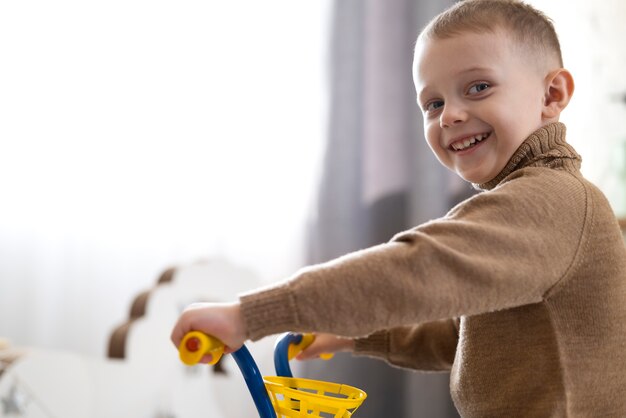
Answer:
[
  {"left": 477, "top": 122, "right": 581, "bottom": 190},
  {"left": 240, "top": 285, "right": 300, "bottom": 341},
  {"left": 353, "top": 330, "right": 388, "bottom": 355}
]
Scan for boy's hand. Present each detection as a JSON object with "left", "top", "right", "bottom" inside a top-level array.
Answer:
[
  {"left": 170, "top": 301, "right": 246, "bottom": 361},
  {"left": 295, "top": 333, "right": 355, "bottom": 361}
]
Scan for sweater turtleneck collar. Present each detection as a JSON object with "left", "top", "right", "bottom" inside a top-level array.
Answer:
[{"left": 475, "top": 122, "right": 582, "bottom": 191}]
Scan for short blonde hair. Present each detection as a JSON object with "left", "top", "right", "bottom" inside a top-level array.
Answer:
[{"left": 420, "top": 0, "right": 563, "bottom": 67}]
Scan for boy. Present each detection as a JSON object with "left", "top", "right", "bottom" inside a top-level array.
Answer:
[{"left": 171, "top": 0, "right": 626, "bottom": 416}]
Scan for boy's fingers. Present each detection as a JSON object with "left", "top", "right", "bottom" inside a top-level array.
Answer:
[
  {"left": 170, "top": 327, "right": 182, "bottom": 347},
  {"left": 295, "top": 343, "right": 322, "bottom": 361},
  {"left": 170, "top": 319, "right": 189, "bottom": 348},
  {"left": 296, "top": 353, "right": 320, "bottom": 361}
]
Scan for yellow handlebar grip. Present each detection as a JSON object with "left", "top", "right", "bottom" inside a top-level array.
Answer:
[
  {"left": 287, "top": 333, "right": 334, "bottom": 361},
  {"left": 179, "top": 331, "right": 225, "bottom": 366}
]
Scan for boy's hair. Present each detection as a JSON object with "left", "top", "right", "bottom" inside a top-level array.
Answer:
[{"left": 420, "top": 0, "right": 563, "bottom": 67}]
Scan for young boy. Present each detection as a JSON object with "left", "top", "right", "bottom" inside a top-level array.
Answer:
[{"left": 171, "top": 0, "right": 626, "bottom": 415}]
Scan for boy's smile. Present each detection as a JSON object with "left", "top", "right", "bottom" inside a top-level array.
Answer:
[{"left": 413, "top": 29, "right": 549, "bottom": 184}]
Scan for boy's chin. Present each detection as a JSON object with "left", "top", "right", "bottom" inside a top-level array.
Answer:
[
  {"left": 457, "top": 171, "right": 478, "bottom": 183},
  {"left": 458, "top": 171, "right": 491, "bottom": 185}
]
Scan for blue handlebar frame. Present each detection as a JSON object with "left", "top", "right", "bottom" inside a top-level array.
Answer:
[
  {"left": 229, "top": 332, "right": 302, "bottom": 418},
  {"left": 231, "top": 345, "right": 277, "bottom": 418},
  {"left": 273, "top": 332, "right": 302, "bottom": 378}
]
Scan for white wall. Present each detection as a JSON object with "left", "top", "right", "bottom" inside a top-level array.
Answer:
[
  {"left": 528, "top": 0, "right": 626, "bottom": 215},
  {"left": 0, "top": 0, "right": 331, "bottom": 357}
]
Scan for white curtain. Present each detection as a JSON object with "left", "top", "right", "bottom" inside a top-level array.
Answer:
[
  {"left": 0, "top": 0, "right": 331, "bottom": 357},
  {"left": 526, "top": 0, "right": 626, "bottom": 216}
]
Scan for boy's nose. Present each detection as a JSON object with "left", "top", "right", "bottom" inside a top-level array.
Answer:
[{"left": 439, "top": 103, "right": 468, "bottom": 128}]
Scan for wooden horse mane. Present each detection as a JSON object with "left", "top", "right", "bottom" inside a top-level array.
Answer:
[
  {"left": 107, "top": 266, "right": 225, "bottom": 373},
  {"left": 107, "top": 267, "right": 175, "bottom": 359}
]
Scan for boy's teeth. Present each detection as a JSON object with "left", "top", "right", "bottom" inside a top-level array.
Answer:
[{"left": 452, "top": 133, "right": 488, "bottom": 151}]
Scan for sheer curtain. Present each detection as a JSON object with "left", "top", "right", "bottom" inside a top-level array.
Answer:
[
  {"left": 0, "top": 1, "right": 330, "bottom": 357},
  {"left": 304, "top": 0, "right": 464, "bottom": 416}
]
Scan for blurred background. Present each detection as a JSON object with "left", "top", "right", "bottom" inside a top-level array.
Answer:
[{"left": 1, "top": 0, "right": 625, "bottom": 417}]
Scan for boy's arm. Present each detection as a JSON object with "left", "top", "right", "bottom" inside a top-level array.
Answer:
[
  {"left": 239, "top": 170, "right": 587, "bottom": 341},
  {"left": 354, "top": 318, "right": 459, "bottom": 371}
]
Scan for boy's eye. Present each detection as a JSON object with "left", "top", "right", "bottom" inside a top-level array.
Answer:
[
  {"left": 424, "top": 100, "right": 444, "bottom": 112},
  {"left": 467, "top": 82, "right": 490, "bottom": 95}
]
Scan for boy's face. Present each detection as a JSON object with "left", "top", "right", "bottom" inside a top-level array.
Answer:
[{"left": 414, "top": 29, "right": 548, "bottom": 184}]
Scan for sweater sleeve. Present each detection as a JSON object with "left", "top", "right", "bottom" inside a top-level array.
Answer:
[
  {"left": 240, "top": 168, "right": 587, "bottom": 342},
  {"left": 354, "top": 318, "right": 460, "bottom": 371}
]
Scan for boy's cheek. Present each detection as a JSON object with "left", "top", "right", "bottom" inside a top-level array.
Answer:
[{"left": 424, "top": 125, "right": 442, "bottom": 148}]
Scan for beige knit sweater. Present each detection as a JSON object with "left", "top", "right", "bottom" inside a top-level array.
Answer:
[{"left": 240, "top": 123, "right": 626, "bottom": 417}]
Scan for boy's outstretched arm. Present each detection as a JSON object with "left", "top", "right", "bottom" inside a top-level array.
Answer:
[{"left": 170, "top": 301, "right": 246, "bottom": 359}]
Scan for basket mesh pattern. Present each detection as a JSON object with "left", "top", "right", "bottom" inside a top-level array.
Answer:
[{"left": 263, "top": 376, "right": 366, "bottom": 418}]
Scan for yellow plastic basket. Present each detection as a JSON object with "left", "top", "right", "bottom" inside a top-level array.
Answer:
[{"left": 263, "top": 376, "right": 367, "bottom": 418}]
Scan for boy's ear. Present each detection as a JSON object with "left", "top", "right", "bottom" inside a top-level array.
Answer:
[{"left": 542, "top": 69, "right": 575, "bottom": 121}]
